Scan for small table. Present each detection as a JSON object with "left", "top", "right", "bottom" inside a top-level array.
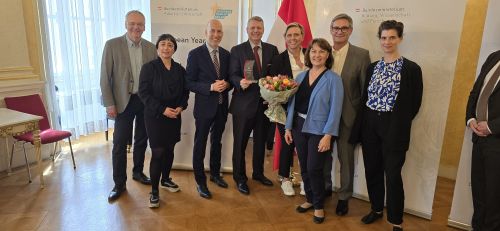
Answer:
[{"left": 0, "top": 108, "right": 44, "bottom": 188}]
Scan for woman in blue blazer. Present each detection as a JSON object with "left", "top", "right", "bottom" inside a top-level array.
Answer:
[{"left": 284, "top": 38, "right": 344, "bottom": 224}]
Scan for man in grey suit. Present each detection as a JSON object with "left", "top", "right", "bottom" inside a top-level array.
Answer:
[
  {"left": 100, "top": 10, "right": 157, "bottom": 201},
  {"left": 324, "top": 13, "right": 371, "bottom": 215}
]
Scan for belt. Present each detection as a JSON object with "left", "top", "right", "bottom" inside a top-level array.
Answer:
[{"left": 297, "top": 112, "right": 307, "bottom": 119}]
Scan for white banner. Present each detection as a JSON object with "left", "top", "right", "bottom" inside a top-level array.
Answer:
[
  {"left": 449, "top": 0, "right": 500, "bottom": 229},
  {"left": 150, "top": 0, "right": 239, "bottom": 171},
  {"left": 314, "top": 0, "right": 467, "bottom": 219}
]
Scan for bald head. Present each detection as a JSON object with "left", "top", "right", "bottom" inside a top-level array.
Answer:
[{"left": 206, "top": 19, "right": 223, "bottom": 48}]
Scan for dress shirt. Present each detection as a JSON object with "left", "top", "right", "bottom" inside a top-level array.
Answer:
[
  {"left": 332, "top": 43, "right": 349, "bottom": 75},
  {"left": 126, "top": 35, "right": 143, "bottom": 94},
  {"left": 249, "top": 41, "right": 262, "bottom": 68},
  {"left": 287, "top": 50, "right": 306, "bottom": 79},
  {"left": 206, "top": 43, "right": 220, "bottom": 91}
]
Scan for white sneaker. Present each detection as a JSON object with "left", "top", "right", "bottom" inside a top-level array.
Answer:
[
  {"left": 299, "top": 181, "right": 305, "bottom": 196},
  {"left": 281, "top": 180, "right": 295, "bottom": 196}
]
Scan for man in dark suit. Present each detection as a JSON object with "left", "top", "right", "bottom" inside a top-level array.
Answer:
[
  {"left": 100, "top": 10, "right": 156, "bottom": 201},
  {"left": 324, "top": 13, "right": 371, "bottom": 216},
  {"left": 466, "top": 50, "right": 500, "bottom": 231},
  {"left": 186, "top": 19, "right": 231, "bottom": 199},
  {"left": 228, "top": 16, "right": 279, "bottom": 195}
]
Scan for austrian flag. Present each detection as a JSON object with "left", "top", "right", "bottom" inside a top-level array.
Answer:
[{"left": 266, "top": 0, "right": 313, "bottom": 52}]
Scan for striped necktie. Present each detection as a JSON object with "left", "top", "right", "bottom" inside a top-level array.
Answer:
[{"left": 212, "top": 49, "right": 223, "bottom": 104}]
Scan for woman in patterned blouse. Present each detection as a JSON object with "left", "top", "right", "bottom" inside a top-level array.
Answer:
[{"left": 349, "top": 20, "right": 423, "bottom": 231}]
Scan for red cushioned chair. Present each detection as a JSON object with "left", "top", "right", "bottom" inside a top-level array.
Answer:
[{"left": 4, "top": 94, "right": 75, "bottom": 182}]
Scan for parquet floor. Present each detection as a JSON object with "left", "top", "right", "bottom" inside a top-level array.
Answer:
[{"left": 0, "top": 131, "right": 460, "bottom": 231}]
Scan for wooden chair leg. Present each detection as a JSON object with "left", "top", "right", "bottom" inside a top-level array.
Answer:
[
  {"left": 52, "top": 141, "right": 58, "bottom": 161},
  {"left": 22, "top": 143, "right": 32, "bottom": 183},
  {"left": 68, "top": 137, "right": 76, "bottom": 169}
]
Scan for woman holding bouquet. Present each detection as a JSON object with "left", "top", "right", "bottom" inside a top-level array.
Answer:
[
  {"left": 269, "top": 22, "right": 307, "bottom": 196},
  {"left": 284, "top": 38, "right": 344, "bottom": 223}
]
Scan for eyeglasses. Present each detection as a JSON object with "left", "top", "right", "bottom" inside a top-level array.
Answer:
[{"left": 330, "top": 26, "right": 350, "bottom": 33}]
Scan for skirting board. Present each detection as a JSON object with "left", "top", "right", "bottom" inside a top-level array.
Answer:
[{"left": 448, "top": 219, "right": 472, "bottom": 231}]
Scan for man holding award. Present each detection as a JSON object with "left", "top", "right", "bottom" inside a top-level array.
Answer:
[{"left": 228, "top": 16, "right": 279, "bottom": 195}]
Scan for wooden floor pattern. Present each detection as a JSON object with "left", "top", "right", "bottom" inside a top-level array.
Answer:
[{"left": 0, "top": 132, "right": 460, "bottom": 231}]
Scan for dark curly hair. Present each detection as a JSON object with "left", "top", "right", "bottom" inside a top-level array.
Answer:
[{"left": 377, "top": 20, "right": 404, "bottom": 38}]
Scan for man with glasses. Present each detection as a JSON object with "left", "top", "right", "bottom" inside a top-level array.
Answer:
[
  {"left": 101, "top": 10, "right": 157, "bottom": 202},
  {"left": 324, "top": 13, "right": 371, "bottom": 216}
]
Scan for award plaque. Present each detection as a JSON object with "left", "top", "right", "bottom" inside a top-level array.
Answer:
[{"left": 244, "top": 60, "right": 258, "bottom": 83}]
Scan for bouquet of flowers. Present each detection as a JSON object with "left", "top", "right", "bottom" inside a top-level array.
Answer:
[{"left": 259, "top": 74, "right": 299, "bottom": 124}]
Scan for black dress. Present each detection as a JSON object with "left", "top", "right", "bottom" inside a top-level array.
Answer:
[{"left": 139, "top": 57, "right": 189, "bottom": 147}]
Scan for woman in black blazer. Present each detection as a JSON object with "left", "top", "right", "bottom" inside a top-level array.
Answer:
[
  {"left": 269, "top": 22, "right": 307, "bottom": 197},
  {"left": 138, "top": 34, "right": 189, "bottom": 208},
  {"left": 349, "top": 20, "right": 423, "bottom": 231}
]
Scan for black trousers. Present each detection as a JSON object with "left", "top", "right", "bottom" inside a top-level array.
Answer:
[
  {"left": 112, "top": 94, "right": 148, "bottom": 187},
  {"left": 292, "top": 116, "right": 330, "bottom": 210},
  {"left": 150, "top": 142, "right": 176, "bottom": 192},
  {"left": 361, "top": 109, "right": 406, "bottom": 225},
  {"left": 232, "top": 103, "right": 270, "bottom": 183},
  {"left": 471, "top": 135, "right": 500, "bottom": 231},
  {"left": 192, "top": 104, "right": 228, "bottom": 186},
  {"left": 277, "top": 122, "right": 295, "bottom": 178}
]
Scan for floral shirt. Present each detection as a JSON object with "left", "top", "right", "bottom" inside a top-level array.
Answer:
[{"left": 366, "top": 57, "right": 403, "bottom": 112}]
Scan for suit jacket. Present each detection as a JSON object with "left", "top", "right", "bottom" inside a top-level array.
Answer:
[
  {"left": 185, "top": 44, "right": 231, "bottom": 119},
  {"left": 466, "top": 50, "right": 500, "bottom": 142},
  {"left": 100, "top": 34, "right": 157, "bottom": 113},
  {"left": 350, "top": 58, "right": 423, "bottom": 151},
  {"left": 285, "top": 70, "right": 344, "bottom": 137},
  {"left": 228, "top": 41, "right": 279, "bottom": 118},
  {"left": 337, "top": 44, "right": 371, "bottom": 128}
]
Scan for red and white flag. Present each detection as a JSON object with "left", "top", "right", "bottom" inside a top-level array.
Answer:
[
  {"left": 266, "top": 0, "right": 313, "bottom": 53},
  {"left": 268, "top": 0, "right": 313, "bottom": 171}
]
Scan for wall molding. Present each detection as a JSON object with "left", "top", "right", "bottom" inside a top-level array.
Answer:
[{"left": 0, "top": 66, "right": 38, "bottom": 80}]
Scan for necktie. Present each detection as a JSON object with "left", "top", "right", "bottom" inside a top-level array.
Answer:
[
  {"left": 476, "top": 63, "right": 500, "bottom": 121},
  {"left": 212, "top": 49, "right": 223, "bottom": 104},
  {"left": 253, "top": 45, "right": 262, "bottom": 76}
]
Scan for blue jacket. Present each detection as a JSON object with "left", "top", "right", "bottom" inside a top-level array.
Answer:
[{"left": 285, "top": 69, "right": 344, "bottom": 136}]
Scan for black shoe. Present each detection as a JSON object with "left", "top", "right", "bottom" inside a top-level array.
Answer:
[
  {"left": 393, "top": 226, "right": 403, "bottom": 231},
  {"left": 210, "top": 175, "right": 228, "bottom": 188},
  {"left": 336, "top": 199, "right": 349, "bottom": 216},
  {"left": 149, "top": 190, "right": 160, "bottom": 208},
  {"left": 132, "top": 172, "right": 151, "bottom": 185},
  {"left": 361, "top": 211, "right": 383, "bottom": 224},
  {"left": 160, "top": 178, "right": 180, "bottom": 192},
  {"left": 197, "top": 184, "right": 212, "bottom": 199},
  {"left": 237, "top": 182, "right": 250, "bottom": 195},
  {"left": 160, "top": 178, "right": 181, "bottom": 192},
  {"left": 252, "top": 175, "right": 273, "bottom": 186},
  {"left": 266, "top": 143, "right": 274, "bottom": 151},
  {"left": 313, "top": 215, "right": 325, "bottom": 224},
  {"left": 108, "top": 185, "right": 126, "bottom": 202},
  {"left": 296, "top": 204, "right": 313, "bottom": 213}
]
